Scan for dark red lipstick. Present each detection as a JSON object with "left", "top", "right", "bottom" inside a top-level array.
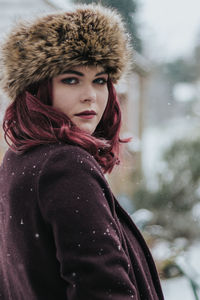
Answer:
[{"left": 75, "top": 110, "right": 97, "bottom": 119}]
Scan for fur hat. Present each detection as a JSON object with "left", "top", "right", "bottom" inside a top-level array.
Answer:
[{"left": 0, "top": 4, "right": 132, "bottom": 100}]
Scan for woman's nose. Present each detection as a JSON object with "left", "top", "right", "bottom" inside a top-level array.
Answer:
[{"left": 80, "top": 85, "right": 96, "bottom": 103}]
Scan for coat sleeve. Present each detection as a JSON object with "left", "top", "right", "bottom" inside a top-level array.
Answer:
[{"left": 37, "top": 146, "right": 138, "bottom": 299}]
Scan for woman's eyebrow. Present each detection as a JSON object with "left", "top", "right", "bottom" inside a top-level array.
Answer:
[
  {"left": 95, "top": 71, "right": 107, "bottom": 76},
  {"left": 63, "top": 70, "right": 107, "bottom": 77}
]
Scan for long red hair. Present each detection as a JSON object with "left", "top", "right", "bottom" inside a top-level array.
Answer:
[{"left": 3, "top": 78, "right": 129, "bottom": 173}]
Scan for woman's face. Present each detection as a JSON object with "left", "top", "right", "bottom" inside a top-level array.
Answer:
[{"left": 52, "top": 65, "right": 109, "bottom": 135}]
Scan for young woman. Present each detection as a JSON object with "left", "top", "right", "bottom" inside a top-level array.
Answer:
[{"left": 0, "top": 4, "right": 164, "bottom": 299}]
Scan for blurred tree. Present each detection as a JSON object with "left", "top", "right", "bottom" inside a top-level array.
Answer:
[
  {"left": 133, "top": 136, "right": 200, "bottom": 241},
  {"left": 162, "top": 29, "right": 200, "bottom": 84},
  {"left": 194, "top": 43, "right": 200, "bottom": 79},
  {"left": 72, "top": 0, "right": 142, "bottom": 52},
  {"left": 163, "top": 58, "right": 198, "bottom": 84}
]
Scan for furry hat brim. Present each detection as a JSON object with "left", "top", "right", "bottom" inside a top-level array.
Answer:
[{"left": 0, "top": 4, "right": 132, "bottom": 100}]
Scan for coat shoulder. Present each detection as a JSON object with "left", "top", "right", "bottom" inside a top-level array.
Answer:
[
  {"left": 2, "top": 143, "right": 103, "bottom": 182},
  {"left": 36, "top": 143, "right": 102, "bottom": 173},
  {"left": 6, "top": 143, "right": 98, "bottom": 169}
]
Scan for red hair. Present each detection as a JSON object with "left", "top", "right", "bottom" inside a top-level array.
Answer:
[{"left": 3, "top": 78, "right": 129, "bottom": 173}]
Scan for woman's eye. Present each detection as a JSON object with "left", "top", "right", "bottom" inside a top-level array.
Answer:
[
  {"left": 61, "top": 77, "right": 78, "bottom": 85},
  {"left": 94, "top": 78, "right": 107, "bottom": 85}
]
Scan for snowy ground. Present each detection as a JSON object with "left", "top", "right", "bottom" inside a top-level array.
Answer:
[
  {"left": 131, "top": 209, "right": 200, "bottom": 299},
  {"left": 141, "top": 122, "right": 200, "bottom": 299},
  {"left": 161, "top": 242, "right": 200, "bottom": 299},
  {"left": 162, "top": 277, "right": 196, "bottom": 300}
]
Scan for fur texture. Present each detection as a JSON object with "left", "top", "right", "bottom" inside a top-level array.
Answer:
[{"left": 0, "top": 4, "right": 132, "bottom": 100}]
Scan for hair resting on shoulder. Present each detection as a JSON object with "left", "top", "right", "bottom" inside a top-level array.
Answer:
[{"left": 3, "top": 78, "right": 130, "bottom": 173}]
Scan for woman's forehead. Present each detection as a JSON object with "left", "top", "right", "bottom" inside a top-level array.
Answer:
[{"left": 64, "top": 65, "right": 106, "bottom": 74}]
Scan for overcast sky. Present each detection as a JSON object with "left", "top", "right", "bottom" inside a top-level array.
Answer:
[{"left": 137, "top": 0, "right": 200, "bottom": 62}]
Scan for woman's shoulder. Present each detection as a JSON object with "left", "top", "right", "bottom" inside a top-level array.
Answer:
[
  {"left": 37, "top": 143, "right": 98, "bottom": 165},
  {"left": 5, "top": 143, "right": 92, "bottom": 162},
  {"left": 29, "top": 143, "right": 103, "bottom": 176},
  {"left": 3, "top": 143, "right": 102, "bottom": 176},
  {"left": 1, "top": 144, "right": 106, "bottom": 190}
]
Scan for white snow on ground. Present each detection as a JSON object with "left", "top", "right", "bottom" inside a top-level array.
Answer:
[
  {"left": 161, "top": 242, "right": 200, "bottom": 299},
  {"left": 142, "top": 122, "right": 200, "bottom": 299},
  {"left": 161, "top": 276, "right": 195, "bottom": 300}
]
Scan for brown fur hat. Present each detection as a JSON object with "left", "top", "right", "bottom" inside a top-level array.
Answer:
[{"left": 0, "top": 4, "right": 132, "bottom": 100}]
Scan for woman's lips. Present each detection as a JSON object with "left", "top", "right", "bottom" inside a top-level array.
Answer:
[
  {"left": 75, "top": 110, "right": 96, "bottom": 119},
  {"left": 76, "top": 115, "right": 95, "bottom": 119}
]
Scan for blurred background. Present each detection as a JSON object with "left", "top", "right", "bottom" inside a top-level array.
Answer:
[{"left": 1, "top": 0, "right": 200, "bottom": 298}]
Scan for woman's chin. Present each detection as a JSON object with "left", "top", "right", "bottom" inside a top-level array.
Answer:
[{"left": 77, "top": 124, "right": 95, "bottom": 135}]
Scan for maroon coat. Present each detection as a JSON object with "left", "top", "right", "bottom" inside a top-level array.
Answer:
[{"left": 0, "top": 143, "right": 164, "bottom": 299}]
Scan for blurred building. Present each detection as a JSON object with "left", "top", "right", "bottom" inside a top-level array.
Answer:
[{"left": 108, "top": 52, "right": 150, "bottom": 205}]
